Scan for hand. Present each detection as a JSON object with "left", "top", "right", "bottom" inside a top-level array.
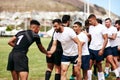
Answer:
[
  {"left": 47, "top": 51, "right": 52, "bottom": 55},
  {"left": 98, "top": 49, "right": 104, "bottom": 56},
  {"left": 75, "top": 56, "right": 81, "bottom": 66},
  {"left": 46, "top": 54, "right": 52, "bottom": 58}
]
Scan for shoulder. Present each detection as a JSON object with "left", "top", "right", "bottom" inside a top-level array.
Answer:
[{"left": 78, "top": 32, "right": 87, "bottom": 38}]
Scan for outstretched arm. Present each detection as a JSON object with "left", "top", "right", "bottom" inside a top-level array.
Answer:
[
  {"left": 37, "top": 44, "right": 48, "bottom": 54},
  {"left": 48, "top": 40, "right": 57, "bottom": 54}
]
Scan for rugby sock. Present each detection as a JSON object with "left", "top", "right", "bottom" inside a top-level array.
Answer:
[
  {"left": 117, "top": 67, "right": 120, "bottom": 73},
  {"left": 45, "top": 71, "right": 51, "bottom": 80},
  {"left": 105, "top": 67, "right": 109, "bottom": 74},
  {"left": 98, "top": 72, "right": 105, "bottom": 80},
  {"left": 93, "top": 64, "right": 97, "bottom": 75},
  {"left": 55, "top": 74, "right": 61, "bottom": 80},
  {"left": 113, "top": 69, "right": 119, "bottom": 77},
  {"left": 88, "top": 70, "right": 92, "bottom": 80}
]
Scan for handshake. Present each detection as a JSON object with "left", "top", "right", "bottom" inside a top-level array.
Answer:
[{"left": 46, "top": 51, "right": 53, "bottom": 57}]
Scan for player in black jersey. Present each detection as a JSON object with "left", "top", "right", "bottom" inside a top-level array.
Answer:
[{"left": 7, "top": 20, "right": 48, "bottom": 80}]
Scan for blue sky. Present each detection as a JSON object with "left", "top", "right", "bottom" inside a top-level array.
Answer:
[{"left": 85, "top": 0, "right": 120, "bottom": 16}]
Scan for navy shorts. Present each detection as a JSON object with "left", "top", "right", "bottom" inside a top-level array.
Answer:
[
  {"left": 61, "top": 55, "right": 78, "bottom": 65},
  {"left": 89, "top": 49, "right": 104, "bottom": 62},
  {"left": 111, "top": 46, "right": 119, "bottom": 56},
  {"left": 103, "top": 47, "right": 112, "bottom": 58},
  {"left": 81, "top": 55, "right": 90, "bottom": 70},
  {"left": 46, "top": 49, "right": 62, "bottom": 66},
  {"left": 7, "top": 51, "right": 28, "bottom": 72}
]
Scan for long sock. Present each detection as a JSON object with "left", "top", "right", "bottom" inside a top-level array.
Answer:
[
  {"left": 45, "top": 71, "right": 51, "bottom": 80},
  {"left": 55, "top": 74, "right": 61, "bottom": 80},
  {"left": 105, "top": 67, "right": 109, "bottom": 74},
  {"left": 88, "top": 70, "right": 92, "bottom": 80},
  {"left": 98, "top": 72, "right": 105, "bottom": 80},
  {"left": 113, "top": 68, "right": 119, "bottom": 77},
  {"left": 93, "top": 64, "right": 97, "bottom": 75}
]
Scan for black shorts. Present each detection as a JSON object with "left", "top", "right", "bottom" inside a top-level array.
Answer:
[
  {"left": 46, "top": 49, "right": 62, "bottom": 66},
  {"left": 7, "top": 51, "right": 29, "bottom": 72},
  {"left": 89, "top": 49, "right": 104, "bottom": 62}
]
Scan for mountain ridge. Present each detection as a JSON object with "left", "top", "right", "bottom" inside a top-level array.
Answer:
[{"left": 0, "top": 0, "right": 119, "bottom": 18}]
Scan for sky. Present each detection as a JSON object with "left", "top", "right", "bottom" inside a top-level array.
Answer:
[{"left": 85, "top": 0, "right": 120, "bottom": 16}]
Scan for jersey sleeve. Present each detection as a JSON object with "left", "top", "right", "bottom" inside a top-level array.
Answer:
[
  {"left": 34, "top": 34, "right": 42, "bottom": 44},
  {"left": 112, "top": 27, "right": 117, "bottom": 34},
  {"left": 78, "top": 33, "right": 87, "bottom": 42},
  {"left": 101, "top": 25, "right": 107, "bottom": 35},
  {"left": 53, "top": 32, "right": 57, "bottom": 40},
  {"left": 69, "top": 28, "right": 77, "bottom": 39}
]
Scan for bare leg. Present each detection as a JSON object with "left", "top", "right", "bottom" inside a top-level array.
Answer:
[
  {"left": 74, "top": 65, "right": 81, "bottom": 80},
  {"left": 19, "top": 71, "right": 28, "bottom": 80},
  {"left": 61, "top": 64, "right": 69, "bottom": 80},
  {"left": 55, "top": 65, "right": 61, "bottom": 80},
  {"left": 11, "top": 70, "right": 19, "bottom": 80},
  {"left": 45, "top": 63, "right": 54, "bottom": 80},
  {"left": 83, "top": 70, "right": 88, "bottom": 80}
]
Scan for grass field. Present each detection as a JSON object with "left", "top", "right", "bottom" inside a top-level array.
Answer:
[{"left": 0, "top": 37, "right": 117, "bottom": 80}]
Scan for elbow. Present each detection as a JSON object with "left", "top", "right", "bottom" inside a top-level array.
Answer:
[{"left": 8, "top": 41, "right": 11, "bottom": 45}]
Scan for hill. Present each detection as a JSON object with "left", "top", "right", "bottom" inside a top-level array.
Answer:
[{"left": 0, "top": 0, "right": 119, "bottom": 19}]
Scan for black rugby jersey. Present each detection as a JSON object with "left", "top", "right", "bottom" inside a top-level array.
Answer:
[{"left": 12, "top": 30, "right": 41, "bottom": 52}]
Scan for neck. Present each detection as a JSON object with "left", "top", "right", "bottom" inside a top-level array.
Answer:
[
  {"left": 60, "top": 26, "right": 64, "bottom": 33},
  {"left": 77, "top": 30, "right": 81, "bottom": 35},
  {"left": 63, "top": 23, "right": 69, "bottom": 27},
  {"left": 94, "top": 21, "right": 99, "bottom": 26}
]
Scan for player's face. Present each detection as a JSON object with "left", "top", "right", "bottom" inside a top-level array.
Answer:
[
  {"left": 53, "top": 22, "right": 61, "bottom": 33},
  {"left": 73, "top": 24, "right": 81, "bottom": 34},
  {"left": 115, "top": 24, "right": 120, "bottom": 30},
  {"left": 88, "top": 18, "right": 96, "bottom": 26},
  {"left": 30, "top": 25, "right": 40, "bottom": 33},
  {"left": 105, "top": 20, "right": 111, "bottom": 28}
]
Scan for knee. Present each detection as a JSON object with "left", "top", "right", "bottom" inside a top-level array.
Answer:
[{"left": 61, "top": 69, "right": 67, "bottom": 74}]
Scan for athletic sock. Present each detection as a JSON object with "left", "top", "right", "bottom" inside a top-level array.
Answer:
[
  {"left": 105, "top": 67, "right": 109, "bottom": 74},
  {"left": 88, "top": 70, "right": 92, "bottom": 80},
  {"left": 113, "top": 69, "right": 119, "bottom": 78},
  {"left": 98, "top": 72, "right": 105, "bottom": 80},
  {"left": 93, "top": 64, "right": 97, "bottom": 75},
  {"left": 55, "top": 74, "right": 61, "bottom": 80},
  {"left": 45, "top": 71, "right": 51, "bottom": 80}
]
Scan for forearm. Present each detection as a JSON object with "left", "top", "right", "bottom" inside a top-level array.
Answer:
[
  {"left": 101, "top": 39, "right": 108, "bottom": 51},
  {"left": 49, "top": 45, "right": 56, "bottom": 54},
  {"left": 37, "top": 44, "right": 47, "bottom": 54},
  {"left": 40, "top": 47, "right": 47, "bottom": 54},
  {"left": 8, "top": 42, "right": 15, "bottom": 47},
  {"left": 78, "top": 43, "right": 82, "bottom": 58}
]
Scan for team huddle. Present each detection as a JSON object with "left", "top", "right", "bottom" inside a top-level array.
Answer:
[{"left": 7, "top": 14, "right": 120, "bottom": 80}]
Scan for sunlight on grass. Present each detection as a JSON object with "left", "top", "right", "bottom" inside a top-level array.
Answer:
[{"left": 0, "top": 37, "right": 117, "bottom": 80}]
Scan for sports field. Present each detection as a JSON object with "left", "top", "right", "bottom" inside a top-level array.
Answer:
[{"left": 0, "top": 37, "right": 117, "bottom": 80}]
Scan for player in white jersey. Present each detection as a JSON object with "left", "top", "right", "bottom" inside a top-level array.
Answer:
[
  {"left": 73, "top": 21, "right": 90, "bottom": 80},
  {"left": 103, "top": 18, "right": 120, "bottom": 78},
  {"left": 48, "top": 19, "right": 82, "bottom": 80},
  {"left": 87, "top": 14, "right": 120, "bottom": 80},
  {"left": 105, "top": 18, "right": 119, "bottom": 66},
  {"left": 115, "top": 20, "right": 120, "bottom": 67}
]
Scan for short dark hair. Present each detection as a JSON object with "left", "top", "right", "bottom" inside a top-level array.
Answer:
[
  {"left": 74, "top": 21, "right": 82, "bottom": 27},
  {"left": 105, "top": 18, "right": 112, "bottom": 22},
  {"left": 97, "top": 18, "right": 102, "bottom": 24},
  {"left": 52, "top": 19, "right": 62, "bottom": 24},
  {"left": 115, "top": 20, "right": 120, "bottom": 25},
  {"left": 88, "top": 14, "right": 96, "bottom": 19},
  {"left": 85, "top": 19, "right": 90, "bottom": 27},
  {"left": 62, "top": 15, "right": 70, "bottom": 23},
  {"left": 30, "top": 20, "right": 40, "bottom": 26}
]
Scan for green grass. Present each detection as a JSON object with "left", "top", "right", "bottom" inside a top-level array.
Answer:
[{"left": 0, "top": 37, "right": 117, "bottom": 80}]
